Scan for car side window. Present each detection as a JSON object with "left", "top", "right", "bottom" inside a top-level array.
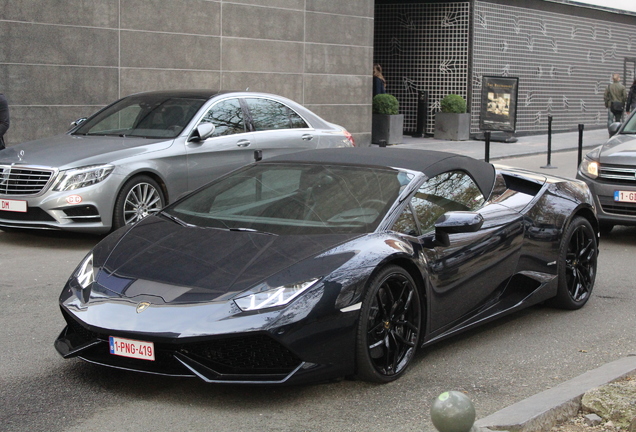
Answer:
[
  {"left": 200, "top": 98, "right": 246, "bottom": 137},
  {"left": 393, "top": 204, "right": 420, "bottom": 236},
  {"left": 410, "top": 171, "right": 485, "bottom": 233},
  {"left": 245, "top": 98, "right": 308, "bottom": 131}
]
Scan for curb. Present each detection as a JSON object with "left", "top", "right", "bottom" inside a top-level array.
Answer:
[{"left": 475, "top": 355, "right": 636, "bottom": 432}]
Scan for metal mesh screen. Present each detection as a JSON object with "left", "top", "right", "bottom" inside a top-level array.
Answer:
[
  {"left": 472, "top": 1, "right": 636, "bottom": 133},
  {"left": 374, "top": 3, "right": 470, "bottom": 134}
]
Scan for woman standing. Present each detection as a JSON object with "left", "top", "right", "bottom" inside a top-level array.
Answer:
[{"left": 373, "top": 64, "right": 386, "bottom": 97}]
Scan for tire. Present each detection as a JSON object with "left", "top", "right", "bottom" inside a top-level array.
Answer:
[
  {"left": 550, "top": 217, "right": 597, "bottom": 310},
  {"left": 113, "top": 176, "right": 165, "bottom": 230},
  {"left": 355, "top": 265, "right": 422, "bottom": 383}
]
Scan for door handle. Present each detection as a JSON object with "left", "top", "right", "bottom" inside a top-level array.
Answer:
[
  {"left": 236, "top": 140, "right": 251, "bottom": 147},
  {"left": 301, "top": 134, "right": 314, "bottom": 141}
]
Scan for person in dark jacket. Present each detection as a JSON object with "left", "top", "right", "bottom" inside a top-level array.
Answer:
[
  {"left": 604, "top": 73, "right": 627, "bottom": 124},
  {"left": 373, "top": 64, "right": 386, "bottom": 97},
  {"left": 627, "top": 78, "right": 636, "bottom": 116},
  {"left": 0, "top": 93, "right": 9, "bottom": 150}
]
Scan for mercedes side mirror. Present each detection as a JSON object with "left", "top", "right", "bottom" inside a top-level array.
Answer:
[{"left": 188, "top": 123, "right": 216, "bottom": 142}]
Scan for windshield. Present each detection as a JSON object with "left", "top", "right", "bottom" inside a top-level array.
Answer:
[
  {"left": 623, "top": 113, "right": 636, "bottom": 134},
  {"left": 164, "top": 163, "right": 408, "bottom": 235},
  {"left": 73, "top": 95, "right": 207, "bottom": 139}
]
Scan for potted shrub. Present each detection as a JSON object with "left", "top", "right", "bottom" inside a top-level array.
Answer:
[
  {"left": 434, "top": 94, "right": 470, "bottom": 141},
  {"left": 372, "top": 94, "right": 404, "bottom": 145}
]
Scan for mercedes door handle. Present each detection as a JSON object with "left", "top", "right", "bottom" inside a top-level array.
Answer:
[
  {"left": 236, "top": 140, "right": 251, "bottom": 147},
  {"left": 301, "top": 134, "right": 314, "bottom": 141}
]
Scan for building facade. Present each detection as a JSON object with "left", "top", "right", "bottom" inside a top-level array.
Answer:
[
  {"left": 0, "top": 0, "right": 375, "bottom": 146},
  {"left": 2, "top": 0, "right": 636, "bottom": 148},
  {"left": 375, "top": 0, "right": 636, "bottom": 136}
]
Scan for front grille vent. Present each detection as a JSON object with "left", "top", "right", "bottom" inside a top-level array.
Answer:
[
  {"left": 599, "top": 196, "right": 636, "bottom": 216},
  {"left": 0, "top": 165, "right": 56, "bottom": 196},
  {"left": 599, "top": 165, "right": 636, "bottom": 184}
]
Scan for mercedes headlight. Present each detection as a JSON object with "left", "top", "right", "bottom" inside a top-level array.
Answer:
[
  {"left": 53, "top": 164, "right": 114, "bottom": 191},
  {"left": 74, "top": 253, "right": 95, "bottom": 289},
  {"left": 580, "top": 158, "right": 599, "bottom": 179},
  {"left": 234, "top": 279, "right": 320, "bottom": 311}
]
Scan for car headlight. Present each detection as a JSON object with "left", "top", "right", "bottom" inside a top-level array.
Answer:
[
  {"left": 74, "top": 253, "right": 95, "bottom": 289},
  {"left": 53, "top": 164, "right": 114, "bottom": 191},
  {"left": 234, "top": 279, "right": 320, "bottom": 311},
  {"left": 580, "top": 158, "right": 599, "bottom": 179}
]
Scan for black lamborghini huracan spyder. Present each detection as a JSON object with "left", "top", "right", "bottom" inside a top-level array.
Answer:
[{"left": 55, "top": 148, "right": 599, "bottom": 384}]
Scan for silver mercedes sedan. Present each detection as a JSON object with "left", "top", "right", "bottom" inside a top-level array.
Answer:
[{"left": 0, "top": 90, "right": 355, "bottom": 234}]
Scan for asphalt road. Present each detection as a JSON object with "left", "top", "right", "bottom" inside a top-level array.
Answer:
[{"left": 1, "top": 150, "right": 635, "bottom": 432}]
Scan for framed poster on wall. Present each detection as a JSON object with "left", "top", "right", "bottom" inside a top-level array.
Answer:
[{"left": 479, "top": 76, "right": 519, "bottom": 132}]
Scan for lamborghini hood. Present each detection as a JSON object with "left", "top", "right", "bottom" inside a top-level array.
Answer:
[{"left": 91, "top": 216, "right": 359, "bottom": 304}]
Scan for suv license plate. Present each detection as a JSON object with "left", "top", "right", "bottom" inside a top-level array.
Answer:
[
  {"left": 109, "top": 336, "right": 155, "bottom": 361},
  {"left": 614, "top": 191, "right": 636, "bottom": 203}
]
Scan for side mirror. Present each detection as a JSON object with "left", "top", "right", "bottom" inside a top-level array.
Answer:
[
  {"left": 188, "top": 123, "right": 216, "bottom": 142},
  {"left": 608, "top": 122, "right": 621, "bottom": 137},
  {"left": 70, "top": 117, "right": 87, "bottom": 128},
  {"left": 434, "top": 211, "right": 484, "bottom": 247}
]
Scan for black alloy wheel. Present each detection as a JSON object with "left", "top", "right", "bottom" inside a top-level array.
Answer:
[
  {"left": 113, "top": 175, "right": 166, "bottom": 230},
  {"left": 551, "top": 216, "right": 597, "bottom": 309},
  {"left": 356, "top": 265, "right": 422, "bottom": 383}
]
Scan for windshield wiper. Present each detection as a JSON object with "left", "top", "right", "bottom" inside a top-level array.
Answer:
[
  {"left": 161, "top": 212, "right": 196, "bottom": 227},
  {"left": 228, "top": 227, "right": 277, "bottom": 236}
]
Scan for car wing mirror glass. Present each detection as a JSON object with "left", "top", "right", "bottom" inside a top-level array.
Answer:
[
  {"left": 189, "top": 123, "right": 216, "bottom": 142},
  {"left": 608, "top": 122, "right": 621, "bottom": 137},
  {"left": 434, "top": 211, "right": 484, "bottom": 247}
]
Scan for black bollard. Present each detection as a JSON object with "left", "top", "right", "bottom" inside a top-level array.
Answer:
[
  {"left": 484, "top": 131, "right": 491, "bottom": 162},
  {"left": 578, "top": 124, "right": 584, "bottom": 167},
  {"left": 541, "top": 115, "right": 558, "bottom": 169}
]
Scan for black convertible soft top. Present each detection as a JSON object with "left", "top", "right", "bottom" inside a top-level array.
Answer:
[{"left": 265, "top": 147, "right": 496, "bottom": 198}]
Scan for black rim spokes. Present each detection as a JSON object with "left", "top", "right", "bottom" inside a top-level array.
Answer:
[
  {"left": 565, "top": 226, "right": 596, "bottom": 301},
  {"left": 367, "top": 274, "right": 420, "bottom": 376}
]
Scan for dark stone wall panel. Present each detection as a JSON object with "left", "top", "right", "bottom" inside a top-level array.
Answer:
[
  {"left": 0, "top": 0, "right": 118, "bottom": 27},
  {"left": 221, "top": 72, "right": 303, "bottom": 101},
  {"left": 120, "top": 69, "right": 221, "bottom": 95},
  {"left": 221, "top": 39, "right": 304, "bottom": 73},
  {"left": 306, "top": 0, "right": 374, "bottom": 18},
  {"left": 306, "top": 12, "right": 373, "bottom": 46},
  {"left": 0, "top": 22, "right": 118, "bottom": 67},
  {"left": 222, "top": 3, "right": 303, "bottom": 41},
  {"left": 304, "top": 74, "right": 371, "bottom": 105},
  {"left": 7, "top": 106, "right": 103, "bottom": 144},
  {"left": 305, "top": 104, "right": 372, "bottom": 143},
  {"left": 0, "top": 65, "right": 118, "bottom": 106},
  {"left": 225, "top": 0, "right": 304, "bottom": 10},
  {"left": 120, "top": 31, "right": 220, "bottom": 70},
  {"left": 305, "top": 44, "right": 373, "bottom": 76},
  {"left": 121, "top": 0, "right": 220, "bottom": 35}
]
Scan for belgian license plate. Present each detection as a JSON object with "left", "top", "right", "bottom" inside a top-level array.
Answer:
[
  {"left": 109, "top": 336, "right": 155, "bottom": 361},
  {"left": 614, "top": 191, "right": 636, "bottom": 203},
  {"left": 0, "top": 199, "right": 27, "bottom": 213}
]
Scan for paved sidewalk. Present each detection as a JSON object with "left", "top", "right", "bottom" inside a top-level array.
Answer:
[{"left": 387, "top": 127, "right": 610, "bottom": 161}]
